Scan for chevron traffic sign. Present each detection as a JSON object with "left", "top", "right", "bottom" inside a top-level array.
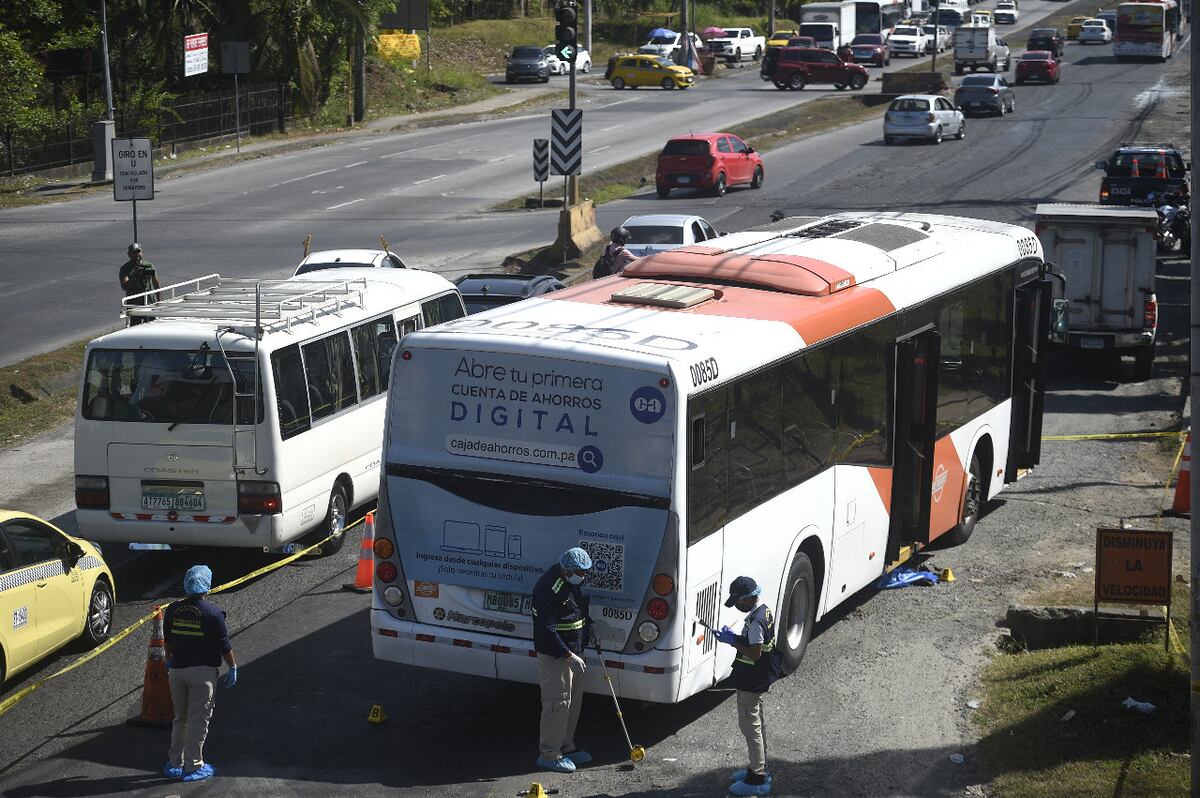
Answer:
[
  {"left": 550, "top": 108, "right": 583, "bottom": 176},
  {"left": 533, "top": 138, "right": 549, "bottom": 182}
]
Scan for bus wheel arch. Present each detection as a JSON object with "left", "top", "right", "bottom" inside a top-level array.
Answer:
[
  {"left": 777, "top": 535, "right": 822, "bottom": 675},
  {"left": 319, "top": 475, "right": 354, "bottom": 555},
  {"left": 943, "top": 435, "right": 993, "bottom": 546}
]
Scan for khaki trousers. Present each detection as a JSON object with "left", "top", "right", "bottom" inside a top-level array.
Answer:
[
  {"left": 737, "top": 689, "right": 767, "bottom": 776},
  {"left": 537, "top": 653, "right": 585, "bottom": 759},
  {"left": 168, "top": 666, "right": 218, "bottom": 772}
]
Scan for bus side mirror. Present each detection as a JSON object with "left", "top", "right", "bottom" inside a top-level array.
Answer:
[{"left": 1051, "top": 298, "right": 1070, "bottom": 344}]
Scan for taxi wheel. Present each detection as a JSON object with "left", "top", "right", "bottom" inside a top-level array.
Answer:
[
  {"left": 661, "top": 77, "right": 675, "bottom": 90},
  {"left": 83, "top": 580, "right": 114, "bottom": 647},
  {"left": 612, "top": 77, "right": 625, "bottom": 89}
]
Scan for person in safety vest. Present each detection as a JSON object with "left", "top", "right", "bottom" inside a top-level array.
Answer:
[
  {"left": 715, "top": 575, "right": 779, "bottom": 797},
  {"left": 531, "top": 547, "right": 595, "bottom": 774},
  {"left": 162, "top": 565, "right": 238, "bottom": 783}
]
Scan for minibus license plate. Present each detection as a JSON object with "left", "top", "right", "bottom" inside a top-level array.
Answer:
[
  {"left": 484, "top": 590, "right": 532, "bottom": 616},
  {"left": 141, "top": 486, "right": 205, "bottom": 512},
  {"left": 1080, "top": 336, "right": 1105, "bottom": 350}
]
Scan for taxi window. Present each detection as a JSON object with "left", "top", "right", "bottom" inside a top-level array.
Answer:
[
  {"left": 0, "top": 531, "right": 15, "bottom": 573},
  {"left": 3, "top": 520, "right": 64, "bottom": 567}
]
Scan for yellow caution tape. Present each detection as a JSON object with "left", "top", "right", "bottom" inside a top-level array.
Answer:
[
  {"left": 1041, "top": 430, "right": 1185, "bottom": 441},
  {"left": 0, "top": 516, "right": 362, "bottom": 718},
  {"left": 1167, "top": 618, "right": 1189, "bottom": 663}
]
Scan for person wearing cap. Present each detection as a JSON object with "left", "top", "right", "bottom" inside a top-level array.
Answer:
[
  {"left": 715, "top": 576, "right": 778, "bottom": 797},
  {"left": 162, "top": 565, "right": 237, "bottom": 782},
  {"left": 530, "top": 546, "right": 595, "bottom": 773},
  {"left": 118, "top": 243, "right": 160, "bottom": 325},
  {"left": 592, "top": 227, "right": 637, "bottom": 279}
]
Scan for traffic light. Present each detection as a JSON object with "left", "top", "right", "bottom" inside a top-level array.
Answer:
[{"left": 555, "top": 1, "right": 578, "bottom": 63}]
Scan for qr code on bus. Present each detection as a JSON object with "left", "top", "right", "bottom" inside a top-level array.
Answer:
[{"left": 579, "top": 540, "right": 624, "bottom": 593}]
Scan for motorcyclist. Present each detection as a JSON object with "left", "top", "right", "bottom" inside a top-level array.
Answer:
[
  {"left": 593, "top": 227, "right": 637, "bottom": 279},
  {"left": 119, "top": 243, "right": 161, "bottom": 325}
]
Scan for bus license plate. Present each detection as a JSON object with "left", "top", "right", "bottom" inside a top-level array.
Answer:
[
  {"left": 484, "top": 590, "right": 532, "bottom": 616},
  {"left": 141, "top": 486, "right": 205, "bottom": 512},
  {"left": 1080, "top": 336, "right": 1105, "bottom": 350}
]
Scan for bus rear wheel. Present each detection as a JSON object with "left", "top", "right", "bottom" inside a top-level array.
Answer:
[{"left": 778, "top": 552, "right": 815, "bottom": 675}]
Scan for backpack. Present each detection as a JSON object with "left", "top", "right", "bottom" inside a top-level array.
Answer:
[{"left": 592, "top": 246, "right": 617, "bottom": 279}]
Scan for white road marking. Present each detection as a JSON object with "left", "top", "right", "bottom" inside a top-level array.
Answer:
[
  {"left": 326, "top": 198, "right": 365, "bottom": 210},
  {"left": 280, "top": 168, "right": 338, "bottom": 185},
  {"left": 381, "top": 149, "right": 416, "bottom": 159},
  {"left": 414, "top": 174, "right": 446, "bottom": 184},
  {"left": 589, "top": 145, "right": 611, "bottom": 154},
  {"left": 599, "top": 125, "right": 621, "bottom": 132},
  {"left": 488, "top": 155, "right": 515, "bottom": 163},
  {"left": 344, "top": 161, "right": 368, "bottom": 168}
]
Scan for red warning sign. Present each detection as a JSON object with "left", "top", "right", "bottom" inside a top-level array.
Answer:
[{"left": 1094, "top": 527, "right": 1172, "bottom": 606}]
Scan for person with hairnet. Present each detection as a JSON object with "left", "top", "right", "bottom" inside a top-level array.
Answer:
[
  {"left": 531, "top": 547, "right": 595, "bottom": 773},
  {"left": 162, "top": 565, "right": 237, "bottom": 782}
]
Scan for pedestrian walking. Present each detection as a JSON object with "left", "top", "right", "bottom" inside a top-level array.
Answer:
[
  {"left": 715, "top": 576, "right": 785, "bottom": 797},
  {"left": 531, "top": 547, "right": 594, "bottom": 773},
  {"left": 592, "top": 227, "right": 638, "bottom": 279},
  {"left": 162, "top": 565, "right": 237, "bottom": 783},
  {"left": 119, "top": 243, "right": 160, "bottom": 325}
]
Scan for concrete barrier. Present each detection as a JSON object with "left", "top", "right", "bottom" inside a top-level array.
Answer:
[
  {"left": 881, "top": 71, "right": 949, "bottom": 96},
  {"left": 553, "top": 199, "right": 604, "bottom": 261}
]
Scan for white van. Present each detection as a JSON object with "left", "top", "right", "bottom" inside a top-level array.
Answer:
[{"left": 74, "top": 268, "right": 464, "bottom": 553}]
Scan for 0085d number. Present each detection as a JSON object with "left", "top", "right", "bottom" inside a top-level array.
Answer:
[{"left": 690, "top": 357, "right": 719, "bottom": 387}]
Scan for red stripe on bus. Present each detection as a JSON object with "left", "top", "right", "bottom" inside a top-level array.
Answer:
[
  {"left": 416, "top": 633, "right": 435, "bottom": 642},
  {"left": 643, "top": 666, "right": 665, "bottom": 674},
  {"left": 867, "top": 467, "right": 893, "bottom": 516},
  {"left": 491, "top": 645, "right": 511, "bottom": 654},
  {"left": 605, "top": 660, "right": 625, "bottom": 670},
  {"left": 926, "top": 436, "right": 966, "bottom": 542},
  {"left": 453, "top": 639, "right": 473, "bottom": 648}
]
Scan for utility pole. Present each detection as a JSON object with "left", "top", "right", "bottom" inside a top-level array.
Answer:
[
  {"left": 769, "top": 0, "right": 776, "bottom": 40},
  {"left": 555, "top": 0, "right": 580, "bottom": 205},
  {"left": 585, "top": 0, "right": 592, "bottom": 55},
  {"left": 679, "top": 0, "right": 689, "bottom": 66},
  {"left": 92, "top": 0, "right": 116, "bottom": 182},
  {"left": 354, "top": 21, "right": 366, "bottom": 122},
  {"left": 1190, "top": 0, "right": 1199, "bottom": 789}
]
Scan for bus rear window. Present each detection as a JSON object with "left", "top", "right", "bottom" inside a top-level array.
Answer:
[{"left": 82, "top": 349, "right": 262, "bottom": 425}]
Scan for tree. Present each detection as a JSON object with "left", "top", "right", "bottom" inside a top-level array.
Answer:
[{"left": 0, "top": 26, "right": 46, "bottom": 133}]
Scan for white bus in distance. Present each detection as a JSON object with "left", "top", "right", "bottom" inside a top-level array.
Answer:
[
  {"left": 370, "top": 212, "right": 1063, "bottom": 703},
  {"left": 74, "top": 268, "right": 464, "bottom": 553}
]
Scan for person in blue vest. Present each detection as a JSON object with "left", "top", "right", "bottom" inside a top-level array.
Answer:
[
  {"left": 531, "top": 547, "right": 595, "bottom": 773},
  {"left": 715, "top": 575, "right": 780, "bottom": 797}
]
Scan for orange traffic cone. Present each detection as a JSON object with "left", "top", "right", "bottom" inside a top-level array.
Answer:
[
  {"left": 1131, "top": 157, "right": 1141, "bottom": 178},
  {"left": 1155, "top": 160, "right": 1168, "bottom": 179},
  {"left": 342, "top": 511, "right": 376, "bottom": 593},
  {"left": 1169, "top": 432, "right": 1191, "bottom": 517},
  {"left": 126, "top": 607, "right": 175, "bottom": 728}
]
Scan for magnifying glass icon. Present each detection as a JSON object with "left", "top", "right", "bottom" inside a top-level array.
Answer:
[{"left": 578, "top": 446, "right": 603, "bottom": 473}]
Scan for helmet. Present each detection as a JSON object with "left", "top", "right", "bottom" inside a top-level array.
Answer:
[
  {"left": 128, "top": 243, "right": 143, "bottom": 253},
  {"left": 611, "top": 227, "right": 630, "bottom": 245}
]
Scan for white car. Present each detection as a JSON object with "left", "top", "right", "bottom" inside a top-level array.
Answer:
[
  {"left": 1078, "top": 19, "right": 1113, "bottom": 43},
  {"left": 883, "top": 94, "right": 966, "bottom": 145},
  {"left": 543, "top": 46, "right": 592, "bottom": 74},
  {"left": 620, "top": 214, "right": 722, "bottom": 257},
  {"left": 293, "top": 248, "right": 408, "bottom": 276},
  {"left": 993, "top": 1, "right": 1019, "bottom": 24},
  {"left": 888, "top": 25, "right": 929, "bottom": 57},
  {"left": 923, "top": 24, "right": 952, "bottom": 53}
]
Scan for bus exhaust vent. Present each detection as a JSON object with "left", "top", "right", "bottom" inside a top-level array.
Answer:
[
  {"left": 833, "top": 223, "right": 928, "bottom": 252},
  {"left": 610, "top": 282, "right": 716, "bottom": 309},
  {"left": 788, "top": 219, "right": 866, "bottom": 239}
]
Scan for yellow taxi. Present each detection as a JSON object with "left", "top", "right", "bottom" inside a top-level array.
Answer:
[
  {"left": 0, "top": 511, "right": 114, "bottom": 683},
  {"left": 610, "top": 54, "right": 695, "bottom": 90},
  {"left": 767, "top": 30, "right": 800, "bottom": 49},
  {"left": 1067, "top": 16, "right": 1090, "bottom": 38}
]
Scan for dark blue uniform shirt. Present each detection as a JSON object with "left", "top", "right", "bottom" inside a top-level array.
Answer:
[
  {"left": 164, "top": 597, "right": 232, "bottom": 668},
  {"left": 531, "top": 564, "right": 591, "bottom": 657}
]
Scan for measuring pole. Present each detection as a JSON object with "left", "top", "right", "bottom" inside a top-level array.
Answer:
[
  {"left": 132, "top": 199, "right": 138, "bottom": 242},
  {"left": 1188, "top": 3, "right": 1199, "bottom": 793}
]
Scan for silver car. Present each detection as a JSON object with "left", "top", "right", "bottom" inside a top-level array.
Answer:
[
  {"left": 883, "top": 94, "right": 966, "bottom": 145},
  {"left": 954, "top": 73, "right": 1015, "bottom": 115}
]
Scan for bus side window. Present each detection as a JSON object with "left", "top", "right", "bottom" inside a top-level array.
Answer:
[
  {"left": 351, "top": 317, "right": 396, "bottom": 399},
  {"left": 687, "top": 389, "right": 728, "bottom": 545},
  {"left": 302, "top": 331, "right": 359, "bottom": 421},
  {"left": 422, "top": 293, "right": 467, "bottom": 327},
  {"left": 272, "top": 345, "right": 311, "bottom": 439},
  {"left": 783, "top": 349, "right": 836, "bottom": 483},
  {"left": 728, "top": 366, "right": 783, "bottom": 520}
]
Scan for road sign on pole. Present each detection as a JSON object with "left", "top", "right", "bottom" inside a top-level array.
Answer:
[
  {"left": 550, "top": 109, "right": 582, "bottom": 176},
  {"left": 184, "top": 33, "right": 209, "bottom": 77},
  {"left": 112, "top": 139, "right": 154, "bottom": 201},
  {"left": 533, "top": 139, "right": 550, "bottom": 182}
]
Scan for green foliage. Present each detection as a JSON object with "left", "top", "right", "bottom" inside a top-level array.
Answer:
[{"left": 0, "top": 26, "right": 46, "bottom": 134}]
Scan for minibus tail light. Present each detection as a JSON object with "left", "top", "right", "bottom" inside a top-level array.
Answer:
[
  {"left": 652, "top": 573, "right": 675, "bottom": 596},
  {"left": 646, "top": 598, "right": 669, "bottom": 620},
  {"left": 75, "top": 475, "right": 110, "bottom": 510},
  {"left": 1144, "top": 295, "right": 1158, "bottom": 330},
  {"left": 374, "top": 538, "right": 395, "bottom": 559},
  {"left": 237, "top": 481, "right": 282, "bottom": 514},
  {"left": 377, "top": 561, "right": 398, "bottom": 583}
]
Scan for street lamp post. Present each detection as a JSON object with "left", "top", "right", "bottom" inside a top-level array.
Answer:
[{"left": 92, "top": 0, "right": 116, "bottom": 182}]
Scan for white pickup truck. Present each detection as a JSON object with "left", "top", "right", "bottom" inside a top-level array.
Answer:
[
  {"left": 705, "top": 27, "right": 767, "bottom": 62},
  {"left": 1036, "top": 203, "right": 1161, "bottom": 379},
  {"left": 639, "top": 31, "right": 702, "bottom": 59}
]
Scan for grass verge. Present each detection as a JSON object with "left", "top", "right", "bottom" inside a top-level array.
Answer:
[
  {"left": 1, "top": 341, "right": 87, "bottom": 445},
  {"left": 491, "top": 93, "right": 889, "bottom": 210}
]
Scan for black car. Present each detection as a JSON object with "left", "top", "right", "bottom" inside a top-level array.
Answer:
[
  {"left": 454, "top": 273, "right": 567, "bottom": 314},
  {"left": 1027, "top": 27, "right": 1065, "bottom": 57},
  {"left": 505, "top": 46, "right": 551, "bottom": 84},
  {"left": 1096, "top": 144, "right": 1191, "bottom": 205}
]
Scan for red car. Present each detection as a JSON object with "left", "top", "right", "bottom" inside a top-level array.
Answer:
[
  {"left": 1014, "top": 51, "right": 1060, "bottom": 84},
  {"left": 655, "top": 133, "right": 765, "bottom": 198},
  {"left": 771, "top": 47, "right": 870, "bottom": 90},
  {"left": 849, "top": 33, "right": 890, "bottom": 66}
]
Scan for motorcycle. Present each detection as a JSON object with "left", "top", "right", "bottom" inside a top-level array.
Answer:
[{"left": 1149, "top": 190, "right": 1191, "bottom": 256}]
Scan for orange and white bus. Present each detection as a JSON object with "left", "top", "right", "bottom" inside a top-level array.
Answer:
[
  {"left": 1115, "top": 0, "right": 1180, "bottom": 59},
  {"left": 369, "top": 212, "right": 1063, "bottom": 702}
]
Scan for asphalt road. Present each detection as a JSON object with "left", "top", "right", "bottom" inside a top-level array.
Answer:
[
  {"left": 0, "top": 0, "right": 1072, "bottom": 368},
  {"left": 0, "top": 21, "right": 1192, "bottom": 798}
]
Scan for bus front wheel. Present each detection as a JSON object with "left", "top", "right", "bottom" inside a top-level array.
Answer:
[
  {"left": 319, "top": 481, "right": 350, "bottom": 555},
  {"left": 778, "top": 551, "right": 816, "bottom": 675}
]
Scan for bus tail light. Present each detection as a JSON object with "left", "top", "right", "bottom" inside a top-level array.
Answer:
[
  {"left": 75, "top": 475, "right": 110, "bottom": 510},
  {"left": 377, "top": 561, "right": 398, "bottom": 583},
  {"left": 646, "top": 598, "right": 669, "bottom": 620},
  {"left": 638, "top": 621, "right": 660, "bottom": 643},
  {"left": 382, "top": 585, "right": 405, "bottom": 606},
  {"left": 1144, "top": 295, "right": 1158, "bottom": 330},
  {"left": 652, "top": 573, "right": 675, "bottom": 596},
  {"left": 373, "top": 537, "right": 395, "bottom": 559},
  {"left": 237, "top": 481, "right": 282, "bottom": 514}
]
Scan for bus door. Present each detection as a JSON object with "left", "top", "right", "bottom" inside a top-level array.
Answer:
[
  {"left": 1007, "top": 278, "right": 1052, "bottom": 478},
  {"left": 682, "top": 388, "right": 728, "bottom": 691},
  {"left": 887, "top": 327, "right": 940, "bottom": 562}
]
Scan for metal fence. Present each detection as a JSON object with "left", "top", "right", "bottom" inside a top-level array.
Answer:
[{"left": 3, "top": 85, "right": 295, "bottom": 177}]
